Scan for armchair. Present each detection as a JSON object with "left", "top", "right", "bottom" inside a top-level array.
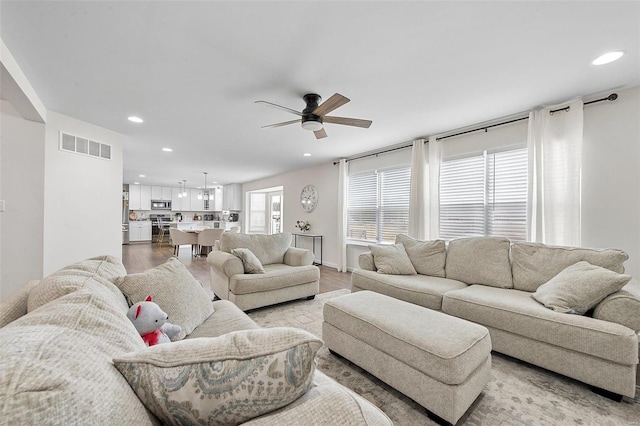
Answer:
[{"left": 207, "top": 232, "right": 319, "bottom": 311}]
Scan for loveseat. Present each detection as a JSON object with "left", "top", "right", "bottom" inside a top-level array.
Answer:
[
  {"left": 208, "top": 232, "right": 320, "bottom": 311},
  {"left": 0, "top": 256, "right": 391, "bottom": 425},
  {"left": 352, "top": 235, "right": 640, "bottom": 399}
]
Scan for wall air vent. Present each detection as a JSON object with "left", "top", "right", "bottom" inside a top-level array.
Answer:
[{"left": 59, "top": 132, "right": 111, "bottom": 160}]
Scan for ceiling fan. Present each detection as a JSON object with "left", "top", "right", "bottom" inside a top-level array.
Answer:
[{"left": 255, "top": 93, "right": 372, "bottom": 139}]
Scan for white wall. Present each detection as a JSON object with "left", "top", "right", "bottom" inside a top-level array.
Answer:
[
  {"left": 582, "top": 85, "right": 640, "bottom": 278},
  {"left": 0, "top": 100, "right": 46, "bottom": 296},
  {"left": 243, "top": 162, "right": 340, "bottom": 268},
  {"left": 42, "top": 111, "right": 124, "bottom": 275}
]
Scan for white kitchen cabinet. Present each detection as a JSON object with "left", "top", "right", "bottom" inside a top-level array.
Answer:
[
  {"left": 130, "top": 222, "right": 152, "bottom": 242},
  {"left": 213, "top": 187, "right": 223, "bottom": 211},
  {"left": 171, "top": 187, "right": 191, "bottom": 211},
  {"left": 190, "top": 189, "right": 203, "bottom": 211},
  {"left": 140, "top": 185, "right": 151, "bottom": 210},
  {"left": 151, "top": 186, "right": 172, "bottom": 201},
  {"left": 129, "top": 185, "right": 141, "bottom": 210},
  {"left": 222, "top": 183, "right": 242, "bottom": 211}
]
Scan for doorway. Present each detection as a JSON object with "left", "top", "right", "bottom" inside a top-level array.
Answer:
[{"left": 246, "top": 186, "right": 284, "bottom": 234}]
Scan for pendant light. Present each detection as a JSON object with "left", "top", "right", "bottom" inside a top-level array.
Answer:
[
  {"left": 198, "top": 172, "right": 208, "bottom": 200},
  {"left": 177, "top": 181, "right": 184, "bottom": 198},
  {"left": 182, "top": 180, "right": 188, "bottom": 197}
]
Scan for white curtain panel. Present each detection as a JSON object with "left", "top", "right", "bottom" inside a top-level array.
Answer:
[
  {"left": 408, "top": 139, "right": 427, "bottom": 239},
  {"left": 427, "top": 136, "right": 441, "bottom": 239},
  {"left": 527, "top": 100, "right": 583, "bottom": 246},
  {"left": 336, "top": 159, "right": 348, "bottom": 272}
]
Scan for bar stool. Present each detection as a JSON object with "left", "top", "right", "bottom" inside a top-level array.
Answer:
[{"left": 156, "top": 220, "right": 169, "bottom": 246}]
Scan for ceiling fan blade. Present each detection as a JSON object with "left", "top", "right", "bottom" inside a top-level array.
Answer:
[
  {"left": 323, "top": 116, "right": 372, "bottom": 128},
  {"left": 312, "top": 93, "right": 350, "bottom": 116},
  {"left": 255, "top": 100, "right": 303, "bottom": 116},
  {"left": 261, "top": 119, "right": 301, "bottom": 129},
  {"left": 314, "top": 128, "right": 328, "bottom": 139}
]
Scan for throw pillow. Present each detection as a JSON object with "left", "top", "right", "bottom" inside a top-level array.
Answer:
[
  {"left": 115, "top": 258, "right": 214, "bottom": 340},
  {"left": 113, "top": 327, "right": 323, "bottom": 426},
  {"left": 395, "top": 234, "right": 446, "bottom": 277},
  {"left": 531, "top": 261, "right": 632, "bottom": 315},
  {"left": 369, "top": 244, "right": 417, "bottom": 275},
  {"left": 231, "top": 248, "right": 266, "bottom": 274}
]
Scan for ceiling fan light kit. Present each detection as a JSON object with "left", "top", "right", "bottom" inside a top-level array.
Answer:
[{"left": 256, "top": 92, "right": 372, "bottom": 139}]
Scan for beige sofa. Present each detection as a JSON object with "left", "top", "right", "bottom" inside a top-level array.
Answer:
[
  {"left": 352, "top": 236, "right": 640, "bottom": 399},
  {"left": 208, "top": 232, "right": 320, "bottom": 311},
  {"left": 0, "top": 256, "right": 391, "bottom": 425}
]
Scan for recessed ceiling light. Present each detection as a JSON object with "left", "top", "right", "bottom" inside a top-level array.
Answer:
[
  {"left": 162, "top": 147, "right": 173, "bottom": 152},
  {"left": 592, "top": 51, "right": 625, "bottom": 65},
  {"left": 303, "top": 153, "right": 312, "bottom": 157},
  {"left": 139, "top": 174, "right": 146, "bottom": 178},
  {"left": 133, "top": 182, "right": 140, "bottom": 185},
  {"left": 128, "top": 116, "right": 144, "bottom": 123}
]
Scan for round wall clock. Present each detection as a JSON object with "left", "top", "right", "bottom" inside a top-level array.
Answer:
[{"left": 300, "top": 184, "right": 318, "bottom": 213}]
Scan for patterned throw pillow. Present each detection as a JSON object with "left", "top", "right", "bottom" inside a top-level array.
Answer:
[
  {"left": 531, "top": 261, "right": 632, "bottom": 315},
  {"left": 231, "top": 248, "right": 266, "bottom": 274},
  {"left": 113, "top": 327, "right": 322, "bottom": 426},
  {"left": 368, "top": 244, "right": 417, "bottom": 275},
  {"left": 115, "top": 258, "right": 214, "bottom": 340}
]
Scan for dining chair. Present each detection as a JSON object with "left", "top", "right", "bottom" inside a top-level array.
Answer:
[
  {"left": 168, "top": 228, "right": 198, "bottom": 257},
  {"left": 198, "top": 228, "right": 225, "bottom": 257}
]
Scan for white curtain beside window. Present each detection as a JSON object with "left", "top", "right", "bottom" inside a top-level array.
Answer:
[
  {"left": 527, "top": 100, "right": 583, "bottom": 246},
  {"left": 408, "top": 139, "right": 427, "bottom": 239},
  {"left": 427, "top": 136, "right": 441, "bottom": 239},
  {"left": 337, "top": 159, "right": 348, "bottom": 272}
]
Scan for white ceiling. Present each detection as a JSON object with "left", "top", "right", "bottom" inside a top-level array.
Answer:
[{"left": 1, "top": 1, "right": 638, "bottom": 188}]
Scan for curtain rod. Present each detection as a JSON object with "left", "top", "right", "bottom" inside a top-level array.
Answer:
[{"left": 333, "top": 93, "right": 618, "bottom": 165}]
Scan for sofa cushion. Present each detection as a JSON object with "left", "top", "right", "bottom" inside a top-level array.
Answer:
[
  {"left": 351, "top": 269, "right": 467, "bottom": 311},
  {"left": 232, "top": 248, "right": 266, "bottom": 274},
  {"left": 27, "top": 255, "right": 129, "bottom": 313},
  {"left": 115, "top": 258, "right": 214, "bottom": 340},
  {"left": 369, "top": 244, "right": 417, "bottom": 275},
  {"left": 114, "top": 327, "right": 322, "bottom": 426},
  {"left": 531, "top": 261, "right": 631, "bottom": 315},
  {"left": 186, "top": 300, "right": 261, "bottom": 339},
  {"left": 243, "top": 371, "right": 393, "bottom": 425},
  {"left": 0, "top": 280, "right": 40, "bottom": 328},
  {"left": 230, "top": 264, "right": 319, "bottom": 295},
  {"left": 220, "top": 232, "right": 293, "bottom": 265},
  {"left": 0, "top": 282, "right": 154, "bottom": 425},
  {"left": 442, "top": 285, "right": 638, "bottom": 365},
  {"left": 395, "top": 235, "right": 446, "bottom": 277},
  {"left": 445, "top": 237, "right": 513, "bottom": 288},
  {"left": 511, "top": 242, "right": 628, "bottom": 292}
]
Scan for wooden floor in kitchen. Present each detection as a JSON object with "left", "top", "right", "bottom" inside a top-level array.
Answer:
[{"left": 121, "top": 242, "right": 351, "bottom": 294}]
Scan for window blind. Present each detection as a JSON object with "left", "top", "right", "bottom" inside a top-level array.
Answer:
[
  {"left": 347, "top": 166, "right": 411, "bottom": 243},
  {"left": 440, "top": 148, "right": 527, "bottom": 241}
]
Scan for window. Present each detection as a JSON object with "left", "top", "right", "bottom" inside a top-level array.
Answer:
[
  {"left": 439, "top": 148, "right": 527, "bottom": 241},
  {"left": 248, "top": 192, "right": 266, "bottom": 233},
  {"left": 347, "top": 166, "right": 411, "bottom": 244}
]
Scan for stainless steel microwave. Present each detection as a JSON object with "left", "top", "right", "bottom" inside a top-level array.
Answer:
[{"left": 151, "top": 200, "right": 171, "bottom": 210}]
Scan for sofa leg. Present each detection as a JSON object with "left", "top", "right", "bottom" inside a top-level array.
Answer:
[
  {"left": 590, "top": 385, "right": 623, "bottom": 402},
  {"left": 306, "top": 295, "right": 315, "bottom": 300}
]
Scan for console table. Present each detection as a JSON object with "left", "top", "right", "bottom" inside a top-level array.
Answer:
[{"left": 292, "top": 233, "right": 323, "bottom": 266}]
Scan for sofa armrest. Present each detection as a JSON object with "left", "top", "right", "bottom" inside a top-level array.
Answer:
[
  {"left": 207, "top": 251, "right": 244, "bottom": 278},
  {"left": 284, "top": 247, "right": 314, "bottom": 266},
  {"left": 358, "top": 252, "right": 376, "bottom": 271},
  {"left": 0, "top": 280, "right": 40, "bottom": 328},
  {"left": 593, "top": 279, "right": 640, "bottom": 332}
]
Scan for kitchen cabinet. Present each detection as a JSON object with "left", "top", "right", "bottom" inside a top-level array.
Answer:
[
  {"left": 171, "top": 187, "right": 191, "bottom": 211},
  {"left": 222, "top": 183, "right": 242, "bottom": 211},
  {"left": 151, "top": 186, "right": 172, "bottom": 201},
  {"left": 130, "top": 221, "right": 152, "bottom": 242},
  {"left": 129, "top": 184, "right": 151, "bottom": 210},
  {"left": 213, "top": 187, "right": 223, "bottom": 211},
  {"left": 190, "top": 189, "right": 204, "bottom": 211}
]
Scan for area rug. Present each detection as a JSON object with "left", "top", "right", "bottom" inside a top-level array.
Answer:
[{"left": 248, "top": 290, "right": 640, "bottom": 425}]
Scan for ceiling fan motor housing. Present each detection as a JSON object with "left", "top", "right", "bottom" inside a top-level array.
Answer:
[{"left": 301, "top": 93, "right": 323, "bottom": 130}]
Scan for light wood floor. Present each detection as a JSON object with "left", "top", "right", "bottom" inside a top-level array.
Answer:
[{"left": 121, "top": 242, "right": 352, "bottom": 294}]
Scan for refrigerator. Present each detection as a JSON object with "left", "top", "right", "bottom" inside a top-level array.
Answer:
[{"left": 122, "top": 184, "right": 130, "bottom": 244}]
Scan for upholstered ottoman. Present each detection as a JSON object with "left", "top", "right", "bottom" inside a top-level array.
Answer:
[{"left": 323, "top": 290, "right": 492, "bottom": 425}]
